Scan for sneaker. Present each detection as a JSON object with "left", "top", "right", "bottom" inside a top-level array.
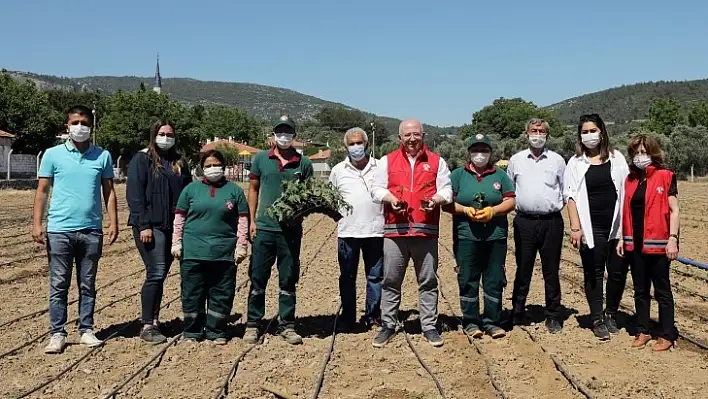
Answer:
[
  {"left": 44, "top": 333, "right": 67, "bottom": 354},
  {"left": 212, "top": 337, "right": 228, "bottom": 345},
  {"left": 511, "top": 311, "right": 527, "bottom": 326},
  {"left": 279, "top": 328, "right": 303, "bottom": 345},
  {"left": 632, "top": 333, "right": 652, "bottom": 348},
  {"left": 487, "top": 326, "right": 506, "bottom": 339},
  {"left": 372, "top": 327, "right": 396, "bottom": 348},
  {"left": 182, "top": 337, "right": 198, "bottom": 344},
  {"left": 423, "top": 329, "right": 444, "bottom": 347},
  {"left": 652, "top": 337, "right": 673, "bottom": 352},
  {"left": 592, "top": 321, "right": 611, "bottom": 341},
  {"left": 140, "top": 325, "right": 167, "bottom": 345},
  {"left": 80, "top": 330, "right": 103, "bottom": 347},
  {"left": 464, "top": 326, "right": 484, "bottom": 339},
  {"left": 545, "top": 319, "right": 562, "bottom": 334},
  {"left": 604, "top": 314, "right": 620, "bottom": 335},
  {"left": 243, "top": 327, "right": 260, "bottom": 345}
]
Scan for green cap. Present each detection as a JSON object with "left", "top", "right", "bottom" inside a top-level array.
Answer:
[
  {"left": 273, "top": 114, "right": 296, "bottom": 131},
  {"left": 466, "top": 133, "right": 492, "bottom": 148}
]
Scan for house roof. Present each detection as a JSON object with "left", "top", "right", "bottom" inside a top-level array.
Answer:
[
  {"left": 201, "top": 140, "right": 261, "bottom": 154},
  {"left": 309, "top": 149, "right": 331, "bottom": 161},
  {"left": 0, "top": 130, "right": 16, "bottom": 139}
]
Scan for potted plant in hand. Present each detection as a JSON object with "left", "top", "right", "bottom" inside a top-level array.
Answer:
[{"left": 266, "top": 178, "right": 353, "bottom": 227}]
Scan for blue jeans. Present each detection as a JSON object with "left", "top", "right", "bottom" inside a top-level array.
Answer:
[
  {"left": 47, "top": 229, "right": 103, "bottom": 335},
  {"left": 132, "top": 227, "right": 173, "bottom": 325},
  {"left": 337, "top": 237, "right": 383, "bottom": 323}
]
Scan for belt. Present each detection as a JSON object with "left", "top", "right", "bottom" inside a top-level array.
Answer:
[{"left": 517, "top": 211, "right": 561, "bottom": 220}]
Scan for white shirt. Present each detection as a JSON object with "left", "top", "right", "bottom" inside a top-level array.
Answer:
[
  {"left": 370, "top": 151, "right": 453, "bottom": 205},
  {"left": 563, "top": 150, "right": 629, "bottom": 248},
  {"left": 507, "top": 148, "right": 566, "bottom": 215},
  {"left": 329, "top": 156, "right": 384, "bottom": 238}
]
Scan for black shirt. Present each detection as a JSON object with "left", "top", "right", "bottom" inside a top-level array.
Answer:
[
  {"left": 585, "top": 162, "right": 618, "bottom": 236},
  {"left": 630, "top": 174, "right": 678, "bottom": 249}
]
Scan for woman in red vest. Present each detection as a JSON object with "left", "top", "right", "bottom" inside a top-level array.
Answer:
[{"left": 616, "top": 134, "right": 679, "bottom": 352}]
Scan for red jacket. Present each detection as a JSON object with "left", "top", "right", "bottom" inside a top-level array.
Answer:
[
  {"left": 383, "top": 145, "right": 441, "bottom": 238},
  {"left": 622, "top": 165, "right": 674, "bottom": 254}
]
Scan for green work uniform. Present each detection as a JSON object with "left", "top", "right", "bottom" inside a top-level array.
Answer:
[
  {"left": 450, "top": 164, "right": 515, "bottom": 332},
  {"left": 247, "top": 148, "right": 313, "bottom": 331},
  {"left": 176, "top": 179, "right": 249, "bottom": 340}
]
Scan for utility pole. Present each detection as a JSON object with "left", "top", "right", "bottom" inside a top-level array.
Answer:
[
  {"left": 370, "top": 121, "right": 376, "bottom": 158},
  {"left": 92, "top": 106, "right": 97, "bottom": 143}
]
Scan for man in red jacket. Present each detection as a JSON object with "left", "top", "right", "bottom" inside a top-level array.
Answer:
[{"left": 370, "top": 118, "right": 452, "bottom": 348}]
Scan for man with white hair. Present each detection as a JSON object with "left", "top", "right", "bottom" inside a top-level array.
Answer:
[
  {"left": 328, "top": 127, "right": 384, "bottom": 331},
  {"left": 370, "top": 118, "right": 452, "bottom": 348}
]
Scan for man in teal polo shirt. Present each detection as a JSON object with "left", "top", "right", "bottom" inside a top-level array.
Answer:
[
  {"left": 32, "top": 105, "right": 118, "bottom": 354},
  {"left": 245, "top": 115, "right": 314, "bottom": 345}
]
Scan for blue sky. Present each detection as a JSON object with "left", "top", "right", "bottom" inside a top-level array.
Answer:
[{"left": 2, "top": 0, "right": 707, "bottom": 126}]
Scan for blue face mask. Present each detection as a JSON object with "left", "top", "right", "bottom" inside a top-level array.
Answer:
[{"left": 348, "top": 144, "right": 367, "bottom": 161}]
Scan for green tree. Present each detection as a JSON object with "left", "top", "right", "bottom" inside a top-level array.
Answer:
[
  {"left": 0, "top": 73, "right": 57, "bottom": 153},
  {"left": 646, "top": 98, "right": 682, "bottom": 135},
  {"left": 464, "top": 98, "right": 562, "bottom": 140},
  {"left": 314, "top": 106, "right": 367, "bottom": 133},
  {"left": 666, "top": 125, "right": 708, "bottom": 179},
  {"left": 687, "top": 101, "right": 708, "bottom": 128}
]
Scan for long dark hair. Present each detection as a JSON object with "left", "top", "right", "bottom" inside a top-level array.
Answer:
[
  {"left": 148, "top": 119, "right": 183, "bottom": 174},
  {"left": 575, "top": 113, "right": 613, "bottom": 161}
]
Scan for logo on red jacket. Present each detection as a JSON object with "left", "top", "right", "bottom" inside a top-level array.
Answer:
[
  {"left": 493, "top": 181, "right": 501, "bottom": 190},
  {"left": 225, "top": 200, "right": 234, "bottom": 210},
  {"left": 423, "top": 163, "right": 431, "bottom": 172},
  {"left": 656, "top": 186, "right": 664, "bottom": 194}
]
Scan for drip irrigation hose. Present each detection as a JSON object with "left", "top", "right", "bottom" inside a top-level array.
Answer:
[
  {"left": 309, "top": 302, "right": 342, "bottom": 399},
  {"left": 398, "top": 322, "right": 447, "bottom": 399}
]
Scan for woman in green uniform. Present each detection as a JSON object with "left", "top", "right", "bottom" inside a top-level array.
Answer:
[
  {"left": 171, "top": 150, "right": 249, "bottom": 344},
  {"left": 443, "top": 133, "right": 516, "bottom": 339}
]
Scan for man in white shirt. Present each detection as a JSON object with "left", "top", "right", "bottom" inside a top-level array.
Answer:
[
  {"left": 507, "top": 118, "right": 567, "bottom": 334},
  {"left": 329, "top": 127, "right": 384, "bottom": 331},
  {"left": 369, "top": 119, "right": 453, "bottom": 348}
]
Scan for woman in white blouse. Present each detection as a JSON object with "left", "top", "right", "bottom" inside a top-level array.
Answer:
[{"left": 563, "top": 113, "right": 629, "bottom": 341}]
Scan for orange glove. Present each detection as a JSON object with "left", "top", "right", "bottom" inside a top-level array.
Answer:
[
  {"left": 473, "top": 206, "right": 495, "bottom": 223},
  {"left": 464, "top": 207, "right": 477, "bottom": 219}
]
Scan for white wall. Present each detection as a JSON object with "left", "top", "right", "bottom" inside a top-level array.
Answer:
[{"left": 0, "top": 148, "right": 38, "bottom": 179}]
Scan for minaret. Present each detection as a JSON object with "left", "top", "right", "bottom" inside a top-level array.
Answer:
[{"left": 153, "top": 54, "right": 162, "bottom": 94}]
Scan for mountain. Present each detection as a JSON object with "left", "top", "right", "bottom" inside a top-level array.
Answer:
[
  {"left": 6, "top": 71, "right": 457, "bottom": 136},
  {"left": 546, "top": 79, "right": 708, "bottom": 124}
]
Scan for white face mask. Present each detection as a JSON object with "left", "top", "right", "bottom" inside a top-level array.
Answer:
[
  {"left": 68, "top": 124, "right": 91, "bottom": 143},
  {"left": 528, "top": 135, "right": 546, "bottom": 149},
  {"left": 471, "top": 152, "right": 490, "bottom": 168},
  {"left": 275, "top": 133, "right": 294, "bottom": 149},
  {"left": 155, "top": 136, "right": 175, "bottom": 150},
  {"left": 581, "top": 132, "right": 601, "bottom": 149},
  {"left": 203, "top": 166, "right": 224, "bottom": 182},
  {"left": 633, "top": 154, "right": 651, "bottom": 170},
  {"left": 348, "top": 144, "right": 366, "bottom": 161}
]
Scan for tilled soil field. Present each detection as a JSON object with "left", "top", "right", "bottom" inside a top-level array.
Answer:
[{"left": 0, "top": 183, "right": 706, "bottom": 399}]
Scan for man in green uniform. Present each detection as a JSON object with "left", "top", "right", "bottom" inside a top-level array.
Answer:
[
  {"left": 443, "top": 134, "right": 516, "bottom": 338},
  {"left": 245, "top": 115, "right": 314, "bottom": 345},
  {"left": 174, "top": 151, "right": 250, "bottom": 342}
]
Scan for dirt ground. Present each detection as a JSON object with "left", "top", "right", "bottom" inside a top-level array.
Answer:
[{"left": 0, "top": 183, "right": 706, "bottom": 399}]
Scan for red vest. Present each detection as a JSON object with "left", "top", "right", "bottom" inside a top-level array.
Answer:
[
  {"left": 622, "top": 165, "right": 674, "bottom": 254},
  {"left": 383, "top": 145, "right": 441, "bottom": 238}
]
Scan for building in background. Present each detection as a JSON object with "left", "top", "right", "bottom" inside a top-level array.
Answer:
[
  {"left": 153, "top": 55, "right": 162, "bottom": 94},
  {"left": 308, "top": 149, "right": 331, "bottom": 178}
]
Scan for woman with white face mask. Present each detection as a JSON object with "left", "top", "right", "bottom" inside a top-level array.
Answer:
[
  {"left": 171, "top": 150, "right": 249, "bottom": 344},
  {"left": 563, "top": 113, "right": 629, "bottom": 341},
  {"left": 616, "top": 135, "right": 679, "bottom": 352},
  {"left": 442, "top": 133, "right": 516, "bottom": 339},
  {"left": 127, "top": 120, "right": 192, "bottom": 344}
]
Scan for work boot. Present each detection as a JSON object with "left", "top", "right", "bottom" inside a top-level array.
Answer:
[
  {"left": 632, "top": 333, "right": 652, "bottom": 348},
  {"left": 44, "top": 333, "right": 67, "bottom": 354},
  {"left": 243, "top": 327, "right": 259, "bottom": 345},
  {"left": 486, "top": 326, "right": 506, "bottom": 339},
  {"left": 279, "top": 328, "right": 303, "bottom": 345},
  {"left": 372, "top": 327, "right": 396, "bottom": 348},
  {"left": 604, "top": 314, "right": 620, "bottom": 335},
  {"left": 212, "top": 337, "right": 228, "bottom": 345},
  {"left": 464, "top": 326, "right": 484, "bottom": 339},
  {"left": 140, "top": 325, "right": 167, "bottom": 345},
  {"left": 652, "top": 338, "right": 673, "bottom": 352},
  {"left": 545, "top": 318, "right": 562, "bottom": 334},
  {"left": 423, "top": 329, "right": 444, "bottom": 347},
  {"left": 592, "top": 321, "right": 611, "bottom": 341}
]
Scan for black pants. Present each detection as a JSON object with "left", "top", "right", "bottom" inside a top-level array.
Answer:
[
  {"left": 579, "top": 233, "right": 627, "bottom": 323},
  {"left": 132, "top": 227, "right": 173, "bottom": 325},
  {"left": 629, "top": 250, "right": 676, "bottom": 340},
  {"left": 180, "top": 259, "right": 236, "bottom": 340},
  {"left": 337, "top": 237, "right": 383, "bottom": 323},
  {"left": 511, "top": 212, "right": 563, "bottom": 320}
]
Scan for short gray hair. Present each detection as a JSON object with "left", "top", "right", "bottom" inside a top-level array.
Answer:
[
  {"left": 525, "top": 118, "right": 550, "bottom": 133},
  {"left": 343, "top": 127, "right": 368, "bottom": 146}
]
